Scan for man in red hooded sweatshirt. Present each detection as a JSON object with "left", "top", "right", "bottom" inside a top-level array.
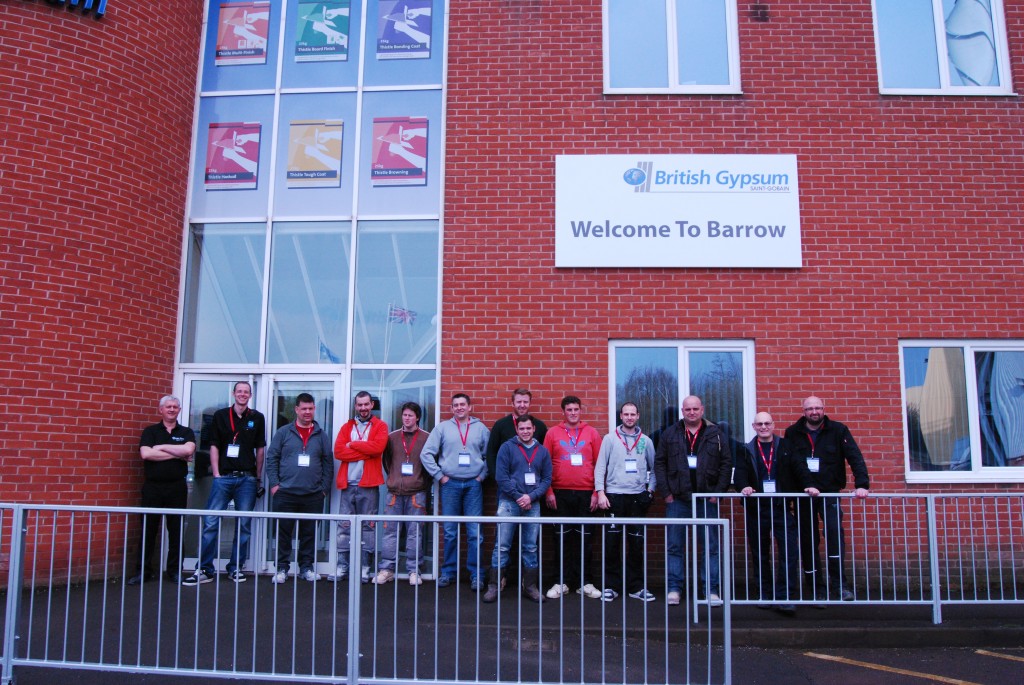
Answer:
[{"left": 330, "top": 390, "right": 388, "bottom": 583}]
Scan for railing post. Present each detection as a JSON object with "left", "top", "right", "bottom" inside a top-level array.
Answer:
[
  {"left": 2, "top": 506, "right": 27, "bottom": 685},
  {"left": 926, "top": 495, "right": 942, "bottom": 624},
  {"left": 346, "top": 514, "right": 361, "bottom": 685}
]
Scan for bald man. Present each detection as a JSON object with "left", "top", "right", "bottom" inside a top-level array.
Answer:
[{"left": 783, "top": 396, "right": 869, "bottom": 602}]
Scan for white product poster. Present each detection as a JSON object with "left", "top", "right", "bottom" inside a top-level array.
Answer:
[{"left": 555, "top": 154, "right": 802, "bottom": 268}]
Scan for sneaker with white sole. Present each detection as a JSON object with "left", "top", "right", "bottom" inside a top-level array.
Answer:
[
  {"left": 271, "top": 571, "right": 287, "bottom": 584},
  {"left": 666, "top": 591, "right": 681, "bottom": 605},
  {"left": 577, "top": 583, "right": 602, "bottom": 599},
  {"left": 373, "top": 569, "right": 395, "bottom": 584},
  {"left": 408, "top": 572, "right": 422, "bottom": 586},
  {"left": 546, "top": 583, "right": 568, "bottom": 599},
  {"left": 628, "top": 588, "right": 656, "bottom": 602},
  {"left": 181, "top": 569, "right": 214, "bottom": 587},
  {"left": 301, "top": 569, "right": 321, "bottom": 582},
  {"left": 228, "top": 569, "right": 246, "bottom": 583},
  {"left": 708, "top": 592, "right": 723, "bottom": 606},
  {"left": 600, "top": 589, "right": 619, "bottom": 602},
  {"left": 326, "top": 566, "right": 348, "bottom": 582},
  {"left": 360, "top": 567, "right": 374, "bottom": 584}
]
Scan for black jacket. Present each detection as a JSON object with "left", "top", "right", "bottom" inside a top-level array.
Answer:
[
  {"left": 654, "top": 419, "right": 732, "bottom": 499},
  {"left": 734, "top": 436, "right": 815, "bottom": 494},
  {"left": 783, "top": 416, "right": 869, "bottom": 493}
]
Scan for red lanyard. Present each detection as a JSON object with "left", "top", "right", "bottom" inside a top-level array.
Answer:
[
  {"left": 353, "top": 419, "right": 370, "bottom": 441},
  {"left": 686, "top": 426, "right": 701, "bottom": 454},
  {"left": 617, "top": 428, "right": 641, "bottom": 454},
  {"left": 564, "top": 425, "right": 581, "bottom": 450},
  {"left": 517, "top": 442, "right": 538, "bottom": 468},
  {"left": 229, "top": 408, "right": 248, "bottom": 444},
  {"left": 757, "top": 440, "right": 774, "bottom": 475},
  {"left": 296, "top": 423, "right": 313, "bottom": 451},
  {"left": 401, "top": 431, "right": 418, "bottom": 458},
  {"left": 806, "top": 433, "right": 816, "bottom": 457},
  {"left": 454, "top": 418, "right": 470, "bottom": 447}
]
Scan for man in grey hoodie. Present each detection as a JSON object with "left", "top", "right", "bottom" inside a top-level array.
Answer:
[
  {"left": 419, "top": 393, "right": 490, "bottom": 589},
  {"left": 266, "top": 393, "right": 334, "bottom": 583}
]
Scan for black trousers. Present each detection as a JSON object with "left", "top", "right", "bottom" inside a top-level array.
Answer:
[
  {"left": 136, "top": 479, "right": 188, "bottom": 575},
  {"left": 272, "top": 490, "right": 324, "bottom": 572},
  {"left": 604, "top": 492, "right": 651, "bottom": 594}
]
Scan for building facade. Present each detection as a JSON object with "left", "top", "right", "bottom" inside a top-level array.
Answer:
[{"left": 2, "top": 1, "right": 1022, "bottom": 576}]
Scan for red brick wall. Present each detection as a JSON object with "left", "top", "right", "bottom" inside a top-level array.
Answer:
[
  {"left": 443, "top": 0, "right": 1024, "bottom": 495},
  {"left": 0, "top": 1, "right": 201, "bottom": 507}
]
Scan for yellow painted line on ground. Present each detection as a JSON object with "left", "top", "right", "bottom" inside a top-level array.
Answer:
[
  {"left": 803, "top": 652, "right": 983, "bottom": 685},
  {"left": 975, "top": 649, "right": 1024, "bottom": 663}
]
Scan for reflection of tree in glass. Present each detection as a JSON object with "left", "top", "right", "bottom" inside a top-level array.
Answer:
[
  {"left": 691, "top": 353, "right": 743, "bottom": 428},
  {"left": 617, "top": 365, "right": 677, "bottom": 432}
]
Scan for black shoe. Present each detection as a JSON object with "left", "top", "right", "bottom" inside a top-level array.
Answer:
[
  {"left": 127, "top": 572, "right": 154, "bottom": 586},
  {"left": 165, "top": 571, "right": 180, "bottom": 583},
  {"left": 775, "top": 604, "right": 796, "bottom": 616}
]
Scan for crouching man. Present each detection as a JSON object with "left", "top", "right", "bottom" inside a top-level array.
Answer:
[{"left": 484, "top": 415, "right": 552, "bottom": 604}]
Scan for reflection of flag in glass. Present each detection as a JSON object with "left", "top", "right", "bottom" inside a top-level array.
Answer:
[
  {"left": 319, "top": 338, "right": 340, "bottom": 363},
  {"left": 388, "top": 305, "right": 416, "bottom": 324}
]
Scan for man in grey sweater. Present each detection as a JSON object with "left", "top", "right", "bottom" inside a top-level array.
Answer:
[{"left": 419, "top": 393, "right": 490, "bottom": 589}]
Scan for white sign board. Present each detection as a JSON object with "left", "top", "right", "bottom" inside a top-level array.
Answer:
[{"left": 555, "top": 154, "right": 802, "bottom": 268}]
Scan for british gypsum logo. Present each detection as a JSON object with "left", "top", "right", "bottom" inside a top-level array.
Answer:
[{"left": 623, "top": 162, "right": 654, "bottom": 192}]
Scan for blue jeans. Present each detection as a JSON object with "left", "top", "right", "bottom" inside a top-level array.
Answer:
[
  {"left": 198, "top": 474, "right": 258, "bottom": 574},
  {"left": 439, "top": 477, "right": 483, "bottom": 580},
  {"left": 665, "top": 498, "right": 720, "bottom": 595},
  {"left": 379, "top": 491, "right": 427, "bottom": 573},
  {"left": 491, "top": 498, "right": 540, "bottom": 570}
]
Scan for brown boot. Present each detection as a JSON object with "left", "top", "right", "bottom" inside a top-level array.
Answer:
[
  {"left": 483, "top": 567, "right": 502, "bottom": 603},
  {"left": 522, "top": 567, "right": 545, "bottom": 603}
]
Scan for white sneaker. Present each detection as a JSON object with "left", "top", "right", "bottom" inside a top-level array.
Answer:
[
  {"left": 301, "top": 569, "right": 321, "bottom": 582},
  {"left": 577, "top": 583, "right": 602, "bottom": 599},
  {"left": 708, "top": 592, "right": 723, "bottom": 606},
  {"left": 326, "top": 566, "right": 348, "bottom": 582},
  {"left": 271, "top": 571, "right": 287, "bottom": 584},
  {"left": 373, "top": 569, "right": 395, "bottom": 584},
  {"left": 408, "top": 572, "right": 422, "bottom": 586},
  {"left": 360, "top": 567, "right": 374, "bottom": 584},
  {"left": 666, "top": 591, "right": 681, "bottom": 606},
  {"left": 546, "top": 583, "right": 568, "bottom": 599}
]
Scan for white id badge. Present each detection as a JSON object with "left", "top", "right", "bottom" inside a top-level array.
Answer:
[
  {"left": 298, "top": 453, "right": 311, "bottom": 467},
  {"left": 625, "top": 458, "right": 638, "bottom": 473},
  {"left": 687, "top": 455, "right": 698, "bottom": 469},
  {"left": 807, "top": 457, "right": 820, "bottom": 473},
  {"left": 401, "top": 462, "right": 414, "bottom": 475},
  {"left": 570, "top": 453, "right": 583, "bottom": 466},
  {"left": 458, "top": 451, "right": 471, "bottom": 466},
  {"left": 763, "top": 480, "right": 777, "bottom": 493},
  {"left": 226, "top": 444, "right": 241, "bottom": 458},
  {"left": 524, "top": 472, "right": 537, "bottom": 486}
]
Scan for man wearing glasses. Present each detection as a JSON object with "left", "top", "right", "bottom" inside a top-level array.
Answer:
[
  {"left": 783, "top": 396, "right": 869, "bottom": 602},
  {"left": 735, "top": 412, "right": 819, "bottom": 615}
]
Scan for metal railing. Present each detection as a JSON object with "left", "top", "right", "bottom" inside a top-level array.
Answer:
[
  {"left": 0, "top": 504, "right": 731, "bottom": 685},
  {"left": 697, "top": 492, "right": 1024, "bottom": 623}
]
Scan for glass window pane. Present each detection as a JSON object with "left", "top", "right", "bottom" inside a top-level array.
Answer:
[
  {"left": 266, "top": 222, "right": 351, "bottom": 364},
  {"left": 181, "top": 223, "right": 266, "bottom": 363},
  {"left": 688, "top": 351, "right": 744, "bottom": 433},
  {"left": 974, "top": 350, "right": 1024, "bottom": 468},
  {"left": 876, "top": 0, "right": 941, "bottom": 89},
  {"left": 903, "top": 347, "right": 970, "bottom": 471},
  {"left": 352, "top": 369, "right": 437, "bottom": 433},
  {"left": 615, "top": 347, "right": 679, "bottom": 436},
  {"left": 352, "top": 221, "right": 438, "bottom": 364},
  {"left": 676, "top": 0, "right": 730, "bottom": 86},
  {"left": 607, "top": 0, "right": 669, "bottom": 88},
  {"left": 943, "top": 0, "right": 1000, "bottom": 87}
]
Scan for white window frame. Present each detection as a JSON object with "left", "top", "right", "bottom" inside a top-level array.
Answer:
[
  {"left": 608, "top": 339, "right": 756, "bottom": 439},
  {"left": 872, "top": 0, "right": 1014, "bottom": 96},
  {"left": 900, "top": 339, "right": 1024, "bottom": 483},
  {"left": 603, "top": 0, "right": 742, "bottom": 95}
]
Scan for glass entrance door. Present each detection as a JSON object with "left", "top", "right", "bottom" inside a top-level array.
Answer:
[{"left": 265, "top": 379, "right": 338, "bottom": 574}]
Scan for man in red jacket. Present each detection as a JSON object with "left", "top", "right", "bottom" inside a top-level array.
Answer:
[{"left": 330, "top": 390, "right": 388, "bottom": 583}]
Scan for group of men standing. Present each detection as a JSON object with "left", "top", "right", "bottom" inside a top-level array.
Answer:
[{"left": 128, "top": 385, "right": 868, "bottom": 615}]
